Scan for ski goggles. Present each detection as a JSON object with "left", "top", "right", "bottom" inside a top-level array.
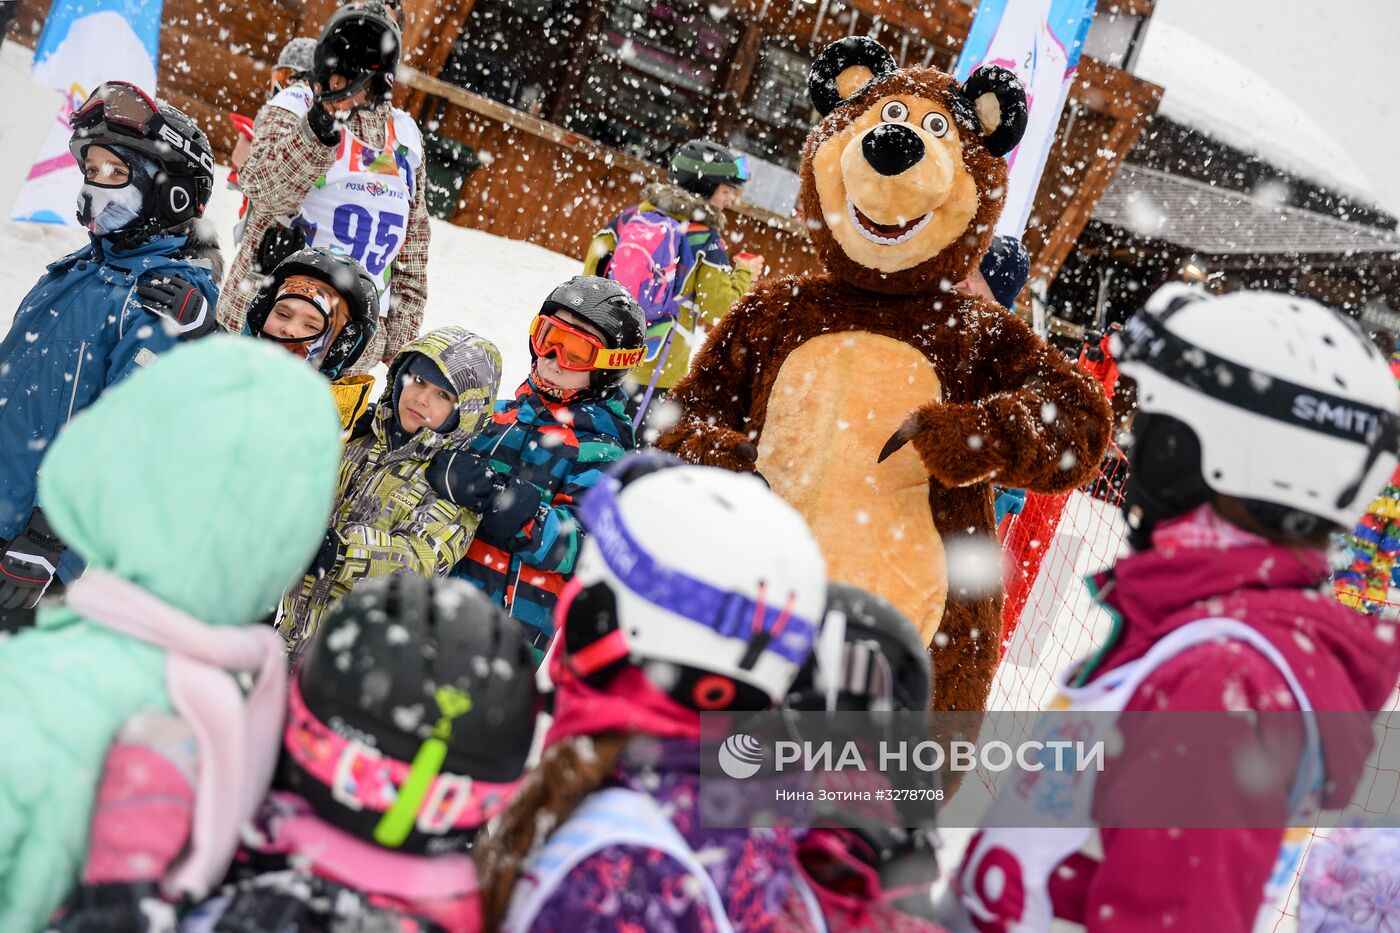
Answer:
[
  {"left": 530, "top": 313, "right": 644, "bottom": 372},
  {"left": 671, "top": 151, "right": 751, "bottom": 184},
  {"left": 575, "top": 467, "right": 818, "bottom": 672},
  {"left": 71, "top": 81, "right": 161, "bottom": 138}
]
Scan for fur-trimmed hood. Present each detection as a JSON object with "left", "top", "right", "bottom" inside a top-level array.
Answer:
[{"left": 639, "top": 182, "right": 725, "bottom": 233}]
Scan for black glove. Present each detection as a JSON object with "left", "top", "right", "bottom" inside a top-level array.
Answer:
[
  {"left": 1081, "top": 329, "right": 1105, "bottom": 363},
  {"left": 0, "top": 509, "right": 63, "bottom": 610},
  {"left": 135, "top": 275, "right": 214, "bottom": 339},
  {"left": 255, "top": 222, "right": 306, "bottom": 277},
  {"left": 479, "top": 473, "right": 543, "bottom": 542},
  {"left": 308, "top": 530, "right": 340, "bottom": 578},
  {"left": 47, "top": 881, "right": 176, "bottom": 933},
  {"left": 306, "top": 99, "right": 342, "bottom": 147},
  {"left": 427, "top": 449, "right": 498, "bottom": 511}
]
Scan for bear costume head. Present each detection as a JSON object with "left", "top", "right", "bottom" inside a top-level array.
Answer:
[{"left": 800, "top": 37, "right": 1028, "bottom": 296}]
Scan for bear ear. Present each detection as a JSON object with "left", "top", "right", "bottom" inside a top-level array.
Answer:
[
  {"left": 809, "top": 37, "right": 897, "bottom": 117},
  {"left": 957, "top": 66, "right": 1029, "bottom": 157}
]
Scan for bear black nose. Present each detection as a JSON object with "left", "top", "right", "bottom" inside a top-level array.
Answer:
[{"left": 862, "top": 123, "right": 925, "bottom": 176}]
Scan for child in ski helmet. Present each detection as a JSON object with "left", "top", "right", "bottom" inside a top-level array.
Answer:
[
  {"left": 584, "top": 139, "right": 764, "bottom": 442},
  {"left": 218, "top": 0, "right": 430, "bottom": 377},
  {"left": 54, "top": 574, "right": 540, "bottom": 931},
  {"left": 475, "top": 453, "right": 830, "bottom": 931},
  {"left": 946, "top": 286, "right": 1400, "bottom": 932},
  {"left": 0, "top": 82, "right": 221, "bottom": 619},
  {"left": 245, "top": 247, "right": 379, "bottom": 428},
  {"left": 280, "top": 325, "right": 503, "bottom": 654},
  {"left": 425, "top": 276, "right": 644, "bottom": 664},
  {"left": 785, "top": 584, "right": 946, "bottom": 932}
]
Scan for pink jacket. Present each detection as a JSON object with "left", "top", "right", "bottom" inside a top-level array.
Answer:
[{"left": 1023, "top": 513, "right": 1400, "bottom": 931}]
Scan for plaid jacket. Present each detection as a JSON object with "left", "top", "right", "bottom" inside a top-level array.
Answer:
[
  {"left": 451, "top": 379, "right": 635, "bottom": 656},
  {"left": 217, "top": 101, "right": 430, "bottom": 373},
  {"left": 279, "top": 327, "right": 502, "bottom": 653}
]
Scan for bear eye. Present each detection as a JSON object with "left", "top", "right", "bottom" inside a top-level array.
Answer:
[
  {"left": 880, "top": 101, "right": 910, "bottom": 123},
  {"left": 922, "top": 112, "right": 950, "bottom": 137}
]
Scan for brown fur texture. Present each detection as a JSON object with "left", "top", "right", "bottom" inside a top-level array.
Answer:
[
  {"left": 659, "top": 55, "right": 1112, "bottom": 718},
  {"left": 660, "top": 278, "right": 1110, "bottom": 714}
]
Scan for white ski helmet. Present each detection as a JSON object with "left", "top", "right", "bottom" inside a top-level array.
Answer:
[
  {"left": 1113, "top": 284, "right": 1400, "bottom": 547},
  {"left": 559, "top": 454, "right": 828, "bottom": 711}
]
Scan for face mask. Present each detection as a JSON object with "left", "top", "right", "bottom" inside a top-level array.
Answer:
[{"left": 76, "top": 181, "right": 145, "bottom": 235}]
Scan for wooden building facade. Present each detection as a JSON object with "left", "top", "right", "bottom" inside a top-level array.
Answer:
[{"left": 12, "top": 0, "right": 1161, "bottom": 287}]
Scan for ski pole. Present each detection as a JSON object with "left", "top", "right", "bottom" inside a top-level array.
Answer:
[{"left": 635, "top": 322, "right": 678, "bottom": 428}]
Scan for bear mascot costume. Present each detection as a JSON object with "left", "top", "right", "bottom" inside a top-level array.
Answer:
[{"left": 659, "top": 37, "right": 1112, "bottom": 716}]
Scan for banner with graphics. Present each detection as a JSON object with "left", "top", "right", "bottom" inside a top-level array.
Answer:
[
  {"left": 10, "top": 0, "right": 163, "bottom": 224},
  {"left": 955, "top": 0, "right": 1097, "bottom": 238}
]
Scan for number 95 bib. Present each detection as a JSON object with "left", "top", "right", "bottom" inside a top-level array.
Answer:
[{"left": 270, "top": 86, "right": 423, "bottom": 318}]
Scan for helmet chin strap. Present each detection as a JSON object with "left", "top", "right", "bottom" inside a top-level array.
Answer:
[{"left": 530, "top": 359, "right": 585, "bottom": 403}]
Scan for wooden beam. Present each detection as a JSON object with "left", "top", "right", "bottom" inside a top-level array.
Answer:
[
  {"left": 1026, "top": 58, "right": 1163, "bottom": 286},
  {"left": 546, "top": 0, "right": 613, "bottom": 125},
  {"left": 399, "top": 0, "right": 478, "bottom": 119},
  {"left": 296, "top": 0, "right": 342, "bottom": 40},
  {"left": 711, "top": 20, "right": 765, "bottom": 139},
  {"left": 399, "top": 65, "right": 806, "bottom": 237},
  {"left": 840, "top": 0, "right": 973, "bottom": 50}
]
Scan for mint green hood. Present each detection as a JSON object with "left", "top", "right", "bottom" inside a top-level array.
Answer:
[
  {"left": 40, "top": 336, "right": 342, "bottom": 625},
  {"left": 0, "top": 338, "right": 341, "bottom": 930}
]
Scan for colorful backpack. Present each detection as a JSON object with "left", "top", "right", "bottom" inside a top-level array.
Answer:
[{"left": 606, "top": 207, "right": 689, "bottom": 330}]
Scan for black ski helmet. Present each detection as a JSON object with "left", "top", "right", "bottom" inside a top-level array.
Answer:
[
  {"left": 535, "top": 275, "right": 646, "bottom": 396},
  {"left": 245, "top": 248, "right": 379, "bottom": 380},
  {"left": 668, "top": 140, "right": 750, "bottom": 199},
  {"left": 787, "top": 583, "right": 931, "bottom": 713},
  {"left": 69, "top": 83, "right": 215, "bottom": 235},
  {"left": 282, "top": 575, "right": 540, "bottom": 854},
  {"left": 314, "top": 0, "right": 401, "bottom": 108}
]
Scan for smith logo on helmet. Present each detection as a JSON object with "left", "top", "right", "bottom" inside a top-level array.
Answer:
[
  {"left": 157, "top": 123, "right": 215, "bottom": 173},
  {"left": 1291, "top": 394, "right": 1382, "bottom": 439}
]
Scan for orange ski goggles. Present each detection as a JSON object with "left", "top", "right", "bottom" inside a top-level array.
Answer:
[{"left": 530, "top": 314, "right": 644, "bottom": 372}]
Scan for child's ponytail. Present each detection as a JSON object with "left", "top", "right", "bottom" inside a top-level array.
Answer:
[{"left": 475, "top": 730, "right": 632, "bottom": 931}]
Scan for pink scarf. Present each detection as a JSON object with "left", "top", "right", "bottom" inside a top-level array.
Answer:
[{"left": 65, "top": 569, "right": 289, "bottom": 900}]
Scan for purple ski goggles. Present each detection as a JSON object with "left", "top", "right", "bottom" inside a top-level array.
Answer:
[{"left": 577, "top": 470, "right": 818, "bottom": 669}]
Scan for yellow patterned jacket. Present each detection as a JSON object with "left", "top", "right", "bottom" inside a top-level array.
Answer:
[{"left": 279, "top": 326, "right": 503, "bottom": 652}]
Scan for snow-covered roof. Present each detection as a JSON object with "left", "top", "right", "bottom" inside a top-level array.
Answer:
[
  {"left": 1095, "top": 163, "right": 1400, "bottom": 257},
  {"left": 1133, "top": 19, "right": 1379, "bottom": 206}
]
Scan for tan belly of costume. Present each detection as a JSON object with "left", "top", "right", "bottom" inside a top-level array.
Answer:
[{"left": 756, "top": 332, "right": 947, "bottom": 641}]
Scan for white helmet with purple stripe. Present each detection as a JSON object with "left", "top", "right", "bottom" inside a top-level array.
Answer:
[{"left": 559, "top": 453, "right": 828, "bottom": 710}]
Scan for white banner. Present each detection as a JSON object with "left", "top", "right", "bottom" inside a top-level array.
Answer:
[
  {"left": 11, "top": 0, "right": 163, "bottom": 225},
  {"left": 955, "top": 0, "right": 1097, "bottom": 239}
]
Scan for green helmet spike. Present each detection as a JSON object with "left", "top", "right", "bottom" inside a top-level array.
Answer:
[{"left": 372, "top": 686, "right": 473, "bottom": 847}]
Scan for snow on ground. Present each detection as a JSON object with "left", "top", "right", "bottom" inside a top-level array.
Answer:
[
  {"left": 0, "top": 40, "right": 579, "bottom": 393},
  {"left": 1135, "top": 19, "right": 1379, "bottom": 207}
]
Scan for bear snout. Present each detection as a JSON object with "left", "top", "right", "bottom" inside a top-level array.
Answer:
[
  {"left": 863, "top": 123, "right": 925, "bottom": 176},
  {"left": 840, "top": 125, "right": 955, "bottom": 227}
]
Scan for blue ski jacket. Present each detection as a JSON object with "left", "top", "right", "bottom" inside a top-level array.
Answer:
[{"left": 0, "top": 232, "right": 220, "bottom": 577}]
